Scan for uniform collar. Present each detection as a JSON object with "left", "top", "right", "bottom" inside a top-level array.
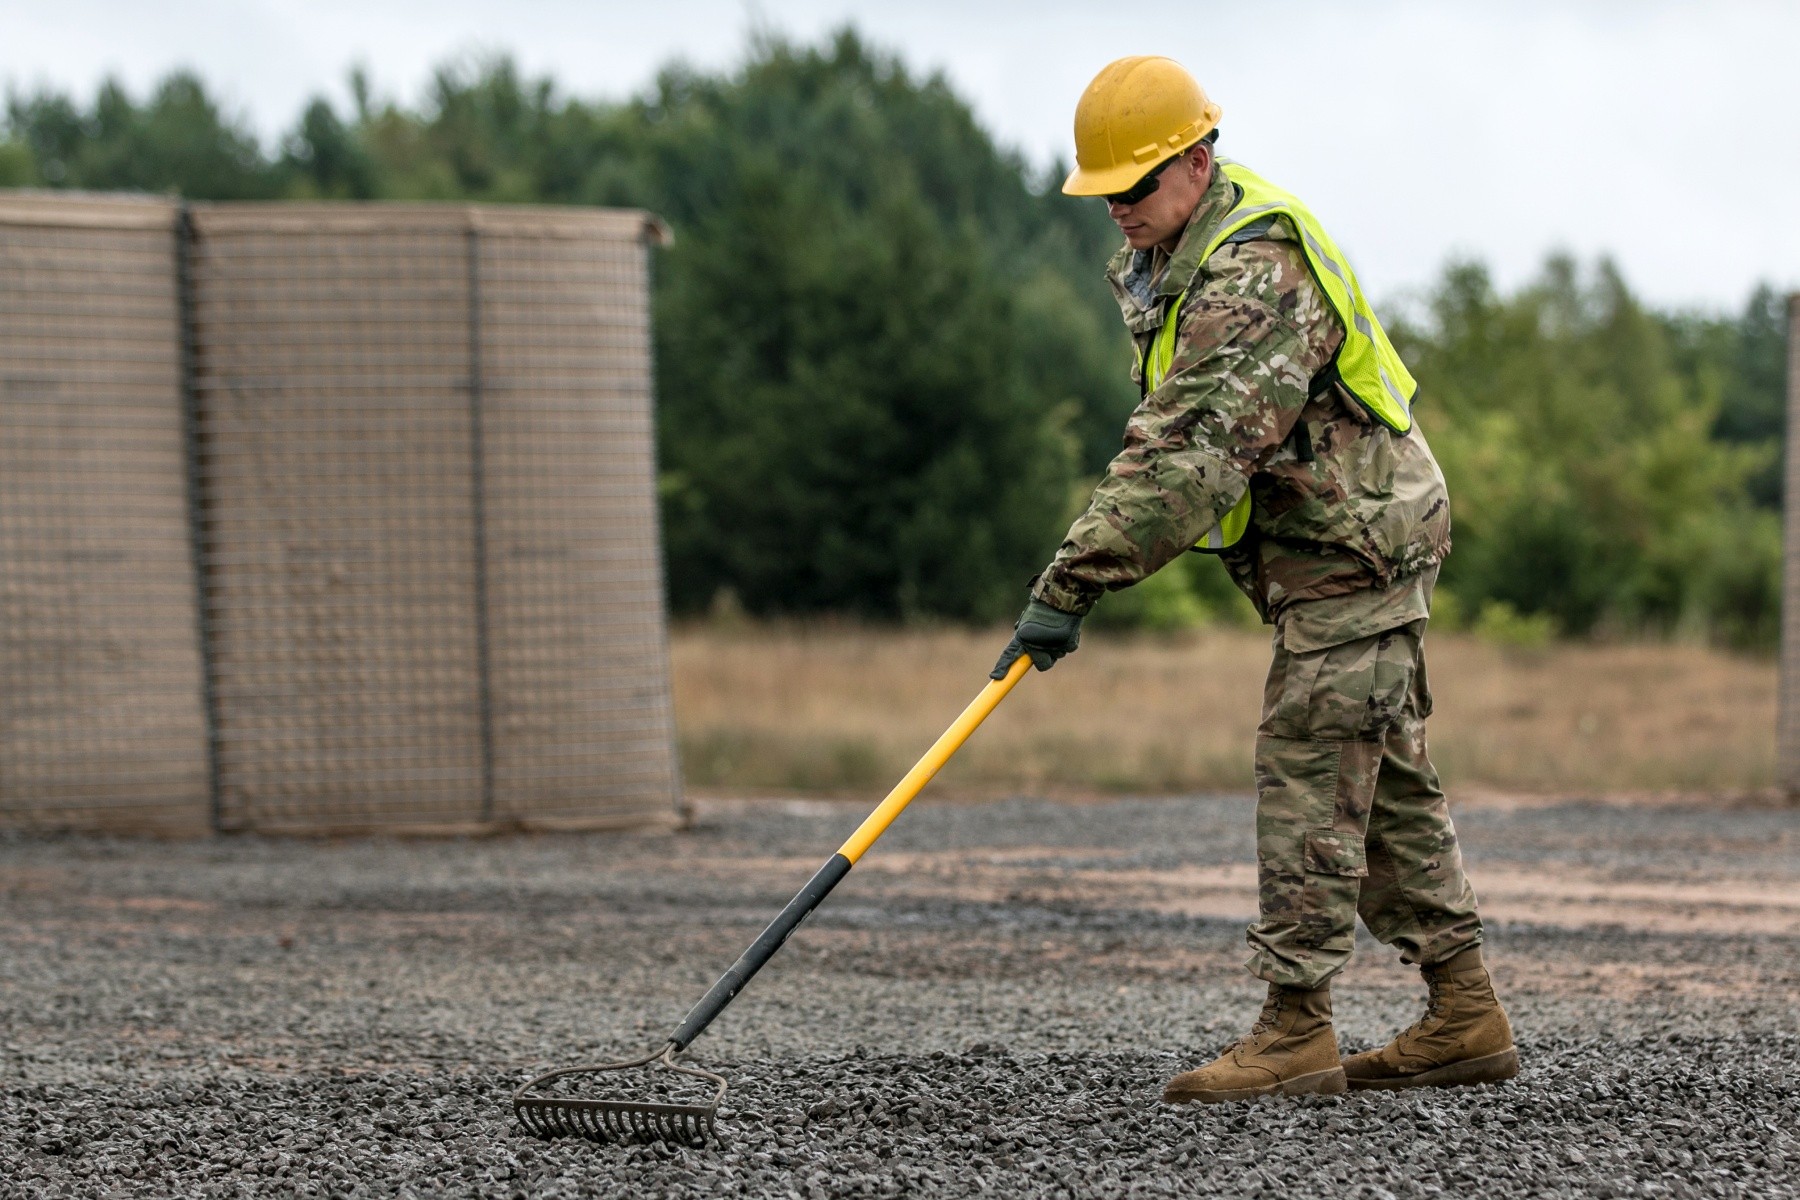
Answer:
[{"left": 1105, "top": 165, "right": 1240, "bottom": 333}]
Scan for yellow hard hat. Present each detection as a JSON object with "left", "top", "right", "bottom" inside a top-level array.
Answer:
[{"left": 1062, "top": 57, "right": 1222, "bottom": 197}]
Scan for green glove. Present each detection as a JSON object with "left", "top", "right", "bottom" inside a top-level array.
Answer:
[{"left": 990, "top": 599, "right": 1083, "bottom": 679}]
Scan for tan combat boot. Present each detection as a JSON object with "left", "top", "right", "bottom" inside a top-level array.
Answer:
[
  {"left": 1342, "top": 946, "right": 1519, "bottom": 1090},
  {"left": 1163, "top": 984, "right": 1347, "bottom": 1104}
]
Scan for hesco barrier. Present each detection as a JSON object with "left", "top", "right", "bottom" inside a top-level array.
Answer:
[
  {"left": 0, "top": 192, "right": 683, "bottom": 835},
  {"left": 0, "top": 194, "right": 211, "bottom": 833}
]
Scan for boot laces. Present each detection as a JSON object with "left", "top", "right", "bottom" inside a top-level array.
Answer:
[
  {"left": 1401, "top": 973, "right": 1452, "bottom": 1040},
  {"left": 1253, "top": 991, "right": 1288, "bottom": 1032},
  {"left": 1229, "top": 991, "right": 1287, "bottom": 1052},
  {"left": 1425, "top": 974, "right": 1450, "bottom": 1019}
]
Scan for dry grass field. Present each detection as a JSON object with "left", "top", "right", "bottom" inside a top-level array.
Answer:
[{"left": 671, "top": 623, "right": 1778, "bottom": 796}]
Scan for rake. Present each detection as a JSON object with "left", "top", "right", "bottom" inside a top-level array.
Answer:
[{"left": 513, "top": 654, "right": 1033, "bottom": 1145}]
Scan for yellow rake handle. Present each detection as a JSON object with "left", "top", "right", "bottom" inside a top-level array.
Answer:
[
  {"left": 666, "top": 653, "right": 1032, "bottom": 1051},
  {"left": 837, "top": 652, "right": 1030, "bottom": 863}
]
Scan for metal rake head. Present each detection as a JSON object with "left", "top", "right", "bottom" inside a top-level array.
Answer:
[{"left": 513, "top": 1042, "right": 726, "bottom": 1146}]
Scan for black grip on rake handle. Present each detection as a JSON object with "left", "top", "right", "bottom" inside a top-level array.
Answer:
[{"left": 668, "top": 852, "right": 853, "bottom": 1051}]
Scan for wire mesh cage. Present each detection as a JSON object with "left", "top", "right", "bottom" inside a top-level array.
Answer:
[
  {"left": 0, "top": 194, "right": 211, "bottom": 833},
  {"left": 186, "top": 206, "right": 489, "bottom": 830},
  {"left": 1, "top": 193, "right": 682, "bottom": 834},
  {"left": 474, "top": 212, "right": 680, "bottom": 828},
  {"left": 186, "top": 203, "right": 682, "bottom": 833}
]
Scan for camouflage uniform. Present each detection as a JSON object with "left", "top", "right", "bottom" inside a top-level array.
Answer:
[{"left": 1033, "top": 165, "right": 1482, "bottom": 989}]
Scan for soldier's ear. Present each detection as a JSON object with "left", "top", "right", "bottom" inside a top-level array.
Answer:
[{"left": 1188, "top": 142, "right": 1213, "bottom": 182}]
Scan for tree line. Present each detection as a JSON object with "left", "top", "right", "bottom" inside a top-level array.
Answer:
[{"left": 2, "top": 30, "right": 1786, "bottom": 645}]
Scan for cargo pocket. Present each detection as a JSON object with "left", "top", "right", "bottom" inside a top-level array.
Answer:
[
  {"left": 1261, "top": 643, "right": 1333, "bottom": 740},
  {"left": 1291, "top": 829, "right": 1367, "bottom": 952},
  {"left": 1303, "top": 829, "right": 1369, "bottom": 878}
]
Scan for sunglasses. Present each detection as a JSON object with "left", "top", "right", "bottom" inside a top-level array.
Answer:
[{"left": 1104, "top": 152, "right": 1185, "bottom": 206}]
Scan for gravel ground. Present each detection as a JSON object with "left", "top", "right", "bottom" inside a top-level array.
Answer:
[{"left": 3, "top": 793, "right": 1797, "bottom": 1198}]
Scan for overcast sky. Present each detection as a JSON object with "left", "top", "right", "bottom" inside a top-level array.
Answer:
[{"left": 4, "top": 0, "right": 1792, "bottom": 311}]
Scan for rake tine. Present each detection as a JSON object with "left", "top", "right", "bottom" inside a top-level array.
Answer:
[{"left": 513, "top": 1041, "right": 728, "bottom": 1147}]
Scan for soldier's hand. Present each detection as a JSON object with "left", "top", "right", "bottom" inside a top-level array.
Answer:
[{"left": 990, "top": 600, "right": 1083, "bottom": 679}]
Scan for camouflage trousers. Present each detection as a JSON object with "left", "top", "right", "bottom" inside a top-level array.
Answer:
[{"left": 1244, "top": 619, "right": 1482, "bottom": 989}]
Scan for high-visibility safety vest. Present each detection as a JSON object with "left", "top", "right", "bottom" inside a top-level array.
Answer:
[{"left": 1143, "top": 160, "right": 1416, "bottom": 552}]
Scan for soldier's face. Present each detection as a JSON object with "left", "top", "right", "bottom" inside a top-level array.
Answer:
[{"left": 1107, "top": 146, "right": 1213, "bottom": 252}]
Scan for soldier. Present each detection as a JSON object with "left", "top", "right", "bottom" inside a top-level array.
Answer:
[{"left": 992, "top": 56, "right": 1517, "bottom": 1104}]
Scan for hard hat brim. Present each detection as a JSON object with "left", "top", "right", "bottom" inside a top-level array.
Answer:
[{"left": 1062, "top": 156, "right": 1171, "bottom": 197}]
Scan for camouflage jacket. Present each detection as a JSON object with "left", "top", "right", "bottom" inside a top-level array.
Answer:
[{"left": 1031, "top": 164, "right": 1451, "bottom": 631}]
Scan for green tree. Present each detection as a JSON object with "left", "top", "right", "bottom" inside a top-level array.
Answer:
[
  {"left": 7, "top": 73, "right": 279, "bottom": 198},
  {"left": 651, "top": 112, "right": 1078, "bottom": 619},
  {"left": 0, "top": 135, "right": 34, "bottom": 185},
  {"left": 1394, "top": 257, "right": 1779, "bottom": 645},
  {"left": 280, "top": 97, "right": 377, "bottom": 198},
  {"left": 1665, "top": 284, "right": 1789, "bottom": 507}
]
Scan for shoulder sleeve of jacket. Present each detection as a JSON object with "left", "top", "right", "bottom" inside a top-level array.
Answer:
[{"left": 1032, "top": 237, "right": 1341, "bottom": 615}]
